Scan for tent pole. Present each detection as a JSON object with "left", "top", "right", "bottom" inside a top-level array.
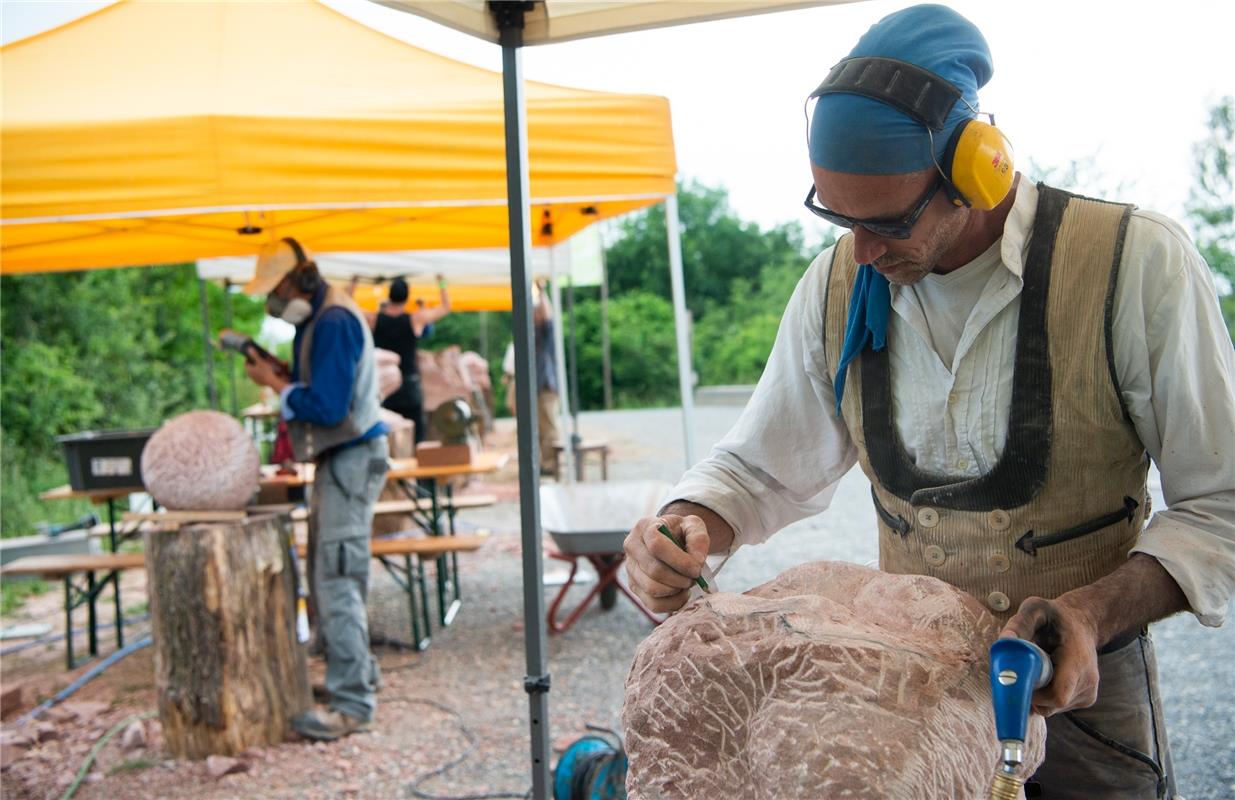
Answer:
[
  {"left": 600, "top": 238, "right": 613, "bottom": 411},
  {"left": 223, "top": 279, "right": 238, "bottom": 416},
  {"left": 498, "top": 15, "right": 552, "bottom": 800},
  {"left": 479, "top": 310, "right": 489, "bottom": 363},
  {"left": 198, "top": 277, "right": 218, "bottom": 410},
  {"left": 665, "top": 192, "right": 696, "bottom": 467},
  {"left": 566, "top": 277, "right": 581, "bottom": 465},
  {"left": 548, "top": 265, "right": 574, "bottom": 484}
]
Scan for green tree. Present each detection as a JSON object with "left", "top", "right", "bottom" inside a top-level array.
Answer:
[
  {"left": 1187, "top": 97, "right": 1235, "bottom": 341},
  {"left": 1, "top": 265, "right": 265, "bottom": 535},
  {"left": 604, "top": 178, "right": 814, "bottom": 317},
  {"left": 570, "top": 291, "right": 679, "bottom": 410}
]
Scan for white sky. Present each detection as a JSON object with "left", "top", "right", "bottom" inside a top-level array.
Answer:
[{"left": 4, "top": 0, "right": 1234, "bottom": 240}]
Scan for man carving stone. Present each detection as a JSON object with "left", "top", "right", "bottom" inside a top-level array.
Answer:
[
  {"left": 242, "top": 237, "right": 388, "bottom": 741},
  {"left": 622, "top": 6, "right": 1235, "bottom": 798}
]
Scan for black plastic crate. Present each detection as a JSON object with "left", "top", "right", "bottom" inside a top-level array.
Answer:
[{"left": 56, "top": 429, "right": 156, "bottom": 491}]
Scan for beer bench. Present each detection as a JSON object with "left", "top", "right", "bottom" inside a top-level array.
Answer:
[
  {"left": 0, "top": 552, "right": 147, "bottom": 669},
  {"left": 551, "top": 441, "right": 611, "bottom": 482},
  {"left": 296, "top": 532, "right": 489, "bottom": 650},
  {"left": 372, "top": 494, "right": 497, "bottom": 517}
]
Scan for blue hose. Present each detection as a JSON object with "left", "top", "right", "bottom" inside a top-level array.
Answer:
[{"left": 16, "top": 635, "right": 153, "bottom": 727}]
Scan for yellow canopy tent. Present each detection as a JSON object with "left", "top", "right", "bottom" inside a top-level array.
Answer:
[
  {"left": 366, "top": 3, "right": 854, "bottom": 797},
  {"left": 0, "top": 0, "right": 676, "bottom": 274}
]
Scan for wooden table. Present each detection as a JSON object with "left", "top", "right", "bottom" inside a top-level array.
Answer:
[
  {"left": 257, "top": 451, "right": 509, "bottom": 635},
  {"left": 38, "top": 483, "right": 145, "bottom": 664},
  {"left": 1, "top": 552, "right": 148, "bottom": 669},
  {"left": 383, "top": 452, "right": 508, "bottom": 628}
]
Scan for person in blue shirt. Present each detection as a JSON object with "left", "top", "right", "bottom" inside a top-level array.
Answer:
[{"left": 242, "top": 237, "right": 387, "bottom": 741}]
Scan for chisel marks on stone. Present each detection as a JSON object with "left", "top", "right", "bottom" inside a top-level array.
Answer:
[{"left": 623, "top": 561, "right": 1046, "bottom": 799}]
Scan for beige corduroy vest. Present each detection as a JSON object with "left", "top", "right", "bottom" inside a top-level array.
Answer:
[{"left": 823, "top": 185, "right": 1149, "bottom": 620}]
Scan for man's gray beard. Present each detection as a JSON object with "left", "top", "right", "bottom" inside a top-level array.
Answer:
[{"left": 876, "top": 258, "right": 935, "bottom": 286}]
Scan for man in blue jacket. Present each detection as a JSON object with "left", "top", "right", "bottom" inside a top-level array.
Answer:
[{"left": 243, "top": 237, "right": 388, "bottom": 741}]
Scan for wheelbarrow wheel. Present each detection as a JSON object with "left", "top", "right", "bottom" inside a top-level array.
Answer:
[{"left": 600, "top": 582, "right": 618, "bottom": 610}]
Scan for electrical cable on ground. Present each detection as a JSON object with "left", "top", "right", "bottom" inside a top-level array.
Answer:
[
  {"left": 0, "top": 614, "right": 150, "bottom": 657},
  {"left": 17, "top": 635, "right": 153, "bottom": 726},
  {"left": 399, "top": 696, "right": 531, "bottom": 800},
  {"left": 58, "top": 710, "right": 158, "bottom": 800}
]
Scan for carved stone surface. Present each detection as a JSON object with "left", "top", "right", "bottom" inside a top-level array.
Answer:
[
  {"left": 141, "top": 410, "right": 259, "bottom": 510},
  {"left": 623, "top": 561, "right": 1046, "bottom": 799}
]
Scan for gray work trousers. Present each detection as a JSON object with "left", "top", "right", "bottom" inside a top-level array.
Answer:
[
  {"left": 1031, "top": 632, "right": 1178, "bottom": 799},
  {"left": 307, "top": 436, "right": 388, "bottom": 723}
]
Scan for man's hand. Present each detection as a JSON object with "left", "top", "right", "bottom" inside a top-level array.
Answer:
[
  {"left": 243, "top": 351, "right": 290, "bottom": 393},
  {"left": 1000, "top": 596, "right": 1100, "bottom": 716},
  {"left": 1000, "top": 554, "right": 1188, "bottom": 717},
  {"left": 623, "top": 514, "right": 710, "bottom": 613}
]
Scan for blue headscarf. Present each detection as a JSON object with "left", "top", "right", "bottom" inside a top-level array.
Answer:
[{"left": 812, "top": 4, "right": 994, "bottom": 415}]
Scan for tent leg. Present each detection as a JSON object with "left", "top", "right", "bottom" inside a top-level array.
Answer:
[
  {"left": 224, "top": 279, "right": 238, "bottom": 416},
  {"left": 566, "top": 277, "right": 581, "bottom": 472},
  {"left": 499, "top": 23, "right": 552, "bottom": 800},
  {"left": 600, "top": 243, "right": 613, "bottom": 411},
  {"left": 549, "top": 265, "right": 574, "bottom": 483},
  {"left": 665, "top": 192, "right": 696, "bottom": 466},
  {"left": 198, "top": 277, "right": 218, "bottom": 410}
]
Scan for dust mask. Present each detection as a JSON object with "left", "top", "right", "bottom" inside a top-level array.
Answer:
[
  {"left": 279, "top": 298, "right": 313, "bottom": 325},
  {"left": 266, "top": 293, "right": 313, "bottom": 325}
]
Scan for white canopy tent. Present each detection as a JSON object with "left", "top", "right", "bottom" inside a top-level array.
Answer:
[{"left": 198, "top": 233, "right": 615, "bottom": 480}]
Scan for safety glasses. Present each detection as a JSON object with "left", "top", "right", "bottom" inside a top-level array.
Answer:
[{"left": 803, "top": 176, "right": 943, "bottom": 240}]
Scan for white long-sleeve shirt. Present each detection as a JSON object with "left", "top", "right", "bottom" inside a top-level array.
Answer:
[{"left": 673, "top": 179, "right": 1235, "bottom": 627}]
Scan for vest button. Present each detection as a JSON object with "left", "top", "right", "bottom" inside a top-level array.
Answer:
[
  {"left": 923, "top": 545, "right": 946, "bottom": 566},
  {"left": 917, "top": 507, "right": 940, "bottom": 528},
  {"left": 988, "top": 553, "right": 1011, "bottom": 573},
  {"left": 987, "top": 591, "right": 1011, "bottom": 612},
  {"left": 988, "top": 509, "right": 1011, "bottom": 531}
]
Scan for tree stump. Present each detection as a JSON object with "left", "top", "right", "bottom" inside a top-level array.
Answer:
[{"left": 145, "top": 514, "right": 310, "bottom": 759}]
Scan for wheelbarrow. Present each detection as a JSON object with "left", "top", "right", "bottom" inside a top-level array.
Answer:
[{"left": 539, "top": 480, "right": 671, "bottom": 634}]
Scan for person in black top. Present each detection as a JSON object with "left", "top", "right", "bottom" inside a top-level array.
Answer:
[{"left": 361, "top": 275, "right": 451, "bottom": 443}]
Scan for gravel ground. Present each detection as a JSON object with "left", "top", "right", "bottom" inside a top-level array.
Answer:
[{"left": 2, "top": 405, "right": 1232, "bottom": 799}]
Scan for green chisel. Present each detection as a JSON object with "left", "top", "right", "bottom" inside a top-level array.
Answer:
[{"left": 657, "top": 523, "right": 711, "bottom": 594}]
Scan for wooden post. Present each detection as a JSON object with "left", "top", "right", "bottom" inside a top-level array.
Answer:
[{"left": 145, "top": 514, "right": 310, "bottom": 759}]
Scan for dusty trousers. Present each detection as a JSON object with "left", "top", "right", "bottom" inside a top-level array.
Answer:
[
  {"left": 1030, "top": 632, "right": 1177, "bottom": 799},
  {"left": 538, "top": 390, "right": 561, "bottom": 474},
  {"left": 307, "top": 435, "right": 388, "bottom": 722}
]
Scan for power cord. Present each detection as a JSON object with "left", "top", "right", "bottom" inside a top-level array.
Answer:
[{"left": 398, "top": 696, "right": 531, "bottom": 800}]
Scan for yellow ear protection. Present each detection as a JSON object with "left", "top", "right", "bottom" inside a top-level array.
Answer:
[
  {"left": 809, "top": 56, "right": 1014, "bottom": 211},
  {"left": 281, "top": 237, "right": 322, "bottom": 294}
]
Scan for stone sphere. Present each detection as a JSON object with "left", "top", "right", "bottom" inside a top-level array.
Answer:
[{"left": 141, "top": 410, "right": 260, "bottom": 510}]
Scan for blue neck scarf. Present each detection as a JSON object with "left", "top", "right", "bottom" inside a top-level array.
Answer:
[{"left": 834, "top": 264, "right": 890, "bottom": 416}]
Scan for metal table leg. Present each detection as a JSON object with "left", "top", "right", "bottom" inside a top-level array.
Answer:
[
  {"left": 64, "top": 577, "right": 75, "bottom": 671},
  {"left": 86, "top": 570, "right": 98, "bottom": 657},
  {"left": 446, "top": 483, "right": 461, "bottom": 609},
  {"left": 108, "top": 498, "right": 124, "bottom": 648},
  {"left": 416, "top": 556, "right": 433, "bottom": 644},
  {"left": 375, "top": 554, "right": 430, "bottom": 651}
]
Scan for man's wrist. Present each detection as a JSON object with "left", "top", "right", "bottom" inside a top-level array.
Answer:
[{"left": 1055, "top": 554, "right": 1187, "bottom": 648}]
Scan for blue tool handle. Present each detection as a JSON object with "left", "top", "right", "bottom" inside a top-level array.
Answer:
[{"left": 990, "top": 638, "right": 1053, "bottom": 742}]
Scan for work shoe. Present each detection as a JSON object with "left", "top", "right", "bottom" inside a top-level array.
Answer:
[{"left": 292, "top": 707, "right": 369, "bottom": 741}]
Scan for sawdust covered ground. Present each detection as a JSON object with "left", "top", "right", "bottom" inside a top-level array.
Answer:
[{"left": 2, "top": 407, "right": 1232, "bottom": 799}]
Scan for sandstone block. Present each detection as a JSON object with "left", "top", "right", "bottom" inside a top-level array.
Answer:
[
  {"left": 205, "top": 754, "right": 248, "bottom": 778},
  {"left": 623, "top": 561, "right": 1046, "bottom": 799},
  {"left": 120, "top": 720, "right": 146, "bottom": 752}
]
